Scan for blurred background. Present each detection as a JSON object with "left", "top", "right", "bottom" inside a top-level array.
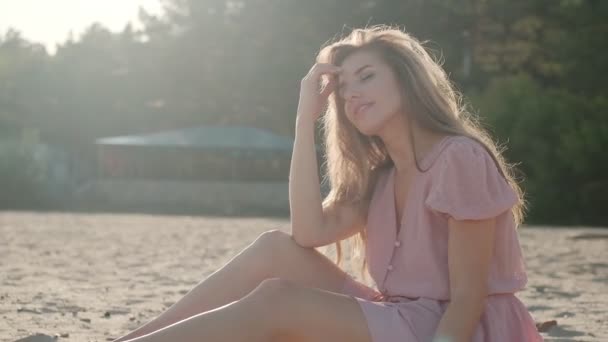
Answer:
[{"left": 0, "top": 0, "right": 606, "bottom": 226}]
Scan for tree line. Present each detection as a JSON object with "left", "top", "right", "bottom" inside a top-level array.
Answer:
[{"left": 1, "top": 0, "right": 606, "bottom": 225}]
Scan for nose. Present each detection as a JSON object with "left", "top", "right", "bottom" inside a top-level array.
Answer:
[
  {"left": 342, "top": 83, "right": 361, "bottom": 101},
  {"left": 343, "top": 90, "right": 363, "bottom": 116}
]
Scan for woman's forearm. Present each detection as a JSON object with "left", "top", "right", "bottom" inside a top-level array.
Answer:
[
  {"left": 433, "top": 296, "right": 486, "bottom": 342},
  {"left": 288, "top": 117, "right": 324, "bottom": 245}
]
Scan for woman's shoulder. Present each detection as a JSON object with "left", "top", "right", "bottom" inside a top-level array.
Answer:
[
  {"left": 424, "top": 135, "right": 518, "bottom": 220},
  {"left": 428, "top": 135, "right": 493, "bottom": 171},
  {"left": 442, "top": 135, "right": 488, "bottom": 155}
]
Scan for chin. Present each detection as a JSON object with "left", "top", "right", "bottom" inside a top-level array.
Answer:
[
  {"left": 355, "top": 116, "right": 393, "bottom": 136},
  {"left": 354, "top": 122, "right": 384, "bottom": 137},
  {"left": 348, "top": 108, "right": 396, "bottom": 136}
]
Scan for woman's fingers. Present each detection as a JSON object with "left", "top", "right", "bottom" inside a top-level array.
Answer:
[
  {"left": 296, "top": 63, "right": 341, "bottom": 120},
  {"left": 311, "top": 63, "right": 342, "bottom": 78},
  {"left": 320, "top": 74, "right": 337, "bottom": 98},
  {"left": 303, "top": 63, "right": 341, "bottom": 85}
]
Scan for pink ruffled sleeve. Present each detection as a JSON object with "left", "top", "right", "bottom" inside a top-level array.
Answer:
[{"left": 425, "top": 139, "right": 518, "bottom": 221}]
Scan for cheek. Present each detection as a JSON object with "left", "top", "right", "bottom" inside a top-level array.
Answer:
[
  {"left": 384, "top": 91, "right": 402, "bottom": 115},
  {"left": 371, "top": 89, "right": 401, "bottom": 118},
  {"left": 369, "top": 77, "right": 401, "bottom": 111}
]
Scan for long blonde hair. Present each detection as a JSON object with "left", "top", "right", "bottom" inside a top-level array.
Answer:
[{"left": 317, "top": 25, "right": 526, "bottom": 281}]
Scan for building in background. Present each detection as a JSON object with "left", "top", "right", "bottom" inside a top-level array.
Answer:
[
  {"left": 73, "top": 125, "right": 323, "bottom": 215},
  {"left": 96, "top": 125, "right": 296, "bottom": 181}
]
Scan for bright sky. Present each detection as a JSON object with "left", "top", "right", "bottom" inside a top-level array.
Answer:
[{"left": 0, "top": 0, "right": 164, "bottom": 53}]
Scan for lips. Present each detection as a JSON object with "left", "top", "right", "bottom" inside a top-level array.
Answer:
[{"left": 354, "top": 102, "right": 374, "bottom": 117}]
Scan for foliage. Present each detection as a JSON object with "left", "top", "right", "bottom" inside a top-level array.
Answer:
[
  {"left": 0, "top": 141, "right": 47, "bottom": 208},
  {"left": 0, "top": 0, "right": 606, "bottom": 224},
  {"left": 472, "top": 75, "right": 608, "bottom": 225}
]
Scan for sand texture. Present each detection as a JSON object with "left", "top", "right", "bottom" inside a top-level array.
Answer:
[{"left": 1, "top": 212, "right": 606, "bottom": 341}]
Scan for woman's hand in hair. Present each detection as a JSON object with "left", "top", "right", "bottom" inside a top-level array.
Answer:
[{"left": 297, "top": 63, "right": 341, "bottom": 122}]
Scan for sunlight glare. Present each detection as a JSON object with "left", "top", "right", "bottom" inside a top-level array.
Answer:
[{"left": 0, "top": 0, "right": 164, "bottom": 53}]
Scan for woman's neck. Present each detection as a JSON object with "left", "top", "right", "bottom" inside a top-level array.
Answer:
[{"left": 380, "top": 120, "right": 445, "bottom": 173}]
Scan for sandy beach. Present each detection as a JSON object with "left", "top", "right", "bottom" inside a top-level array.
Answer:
[{"left": 1, "top": 211, "right": 606, "bottom": 341}]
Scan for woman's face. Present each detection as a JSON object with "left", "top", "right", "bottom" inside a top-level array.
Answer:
[{"left": 337, "top": 49, "right": 404, "bottom": 136}]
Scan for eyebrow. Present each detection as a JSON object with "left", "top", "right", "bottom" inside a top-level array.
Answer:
[
  {"left": 338, "top": 64, "right": 373, "bottom": 90},
  {"left": 354, "top": 64, "right": 372, "bottom": 75}
]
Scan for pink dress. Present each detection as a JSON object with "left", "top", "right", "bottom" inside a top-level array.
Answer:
[{"left": 339, "top": 135, "right": 543, "bottom": 341}]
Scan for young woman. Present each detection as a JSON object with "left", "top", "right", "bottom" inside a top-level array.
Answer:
[{"left": 112, "top": 26, "right": 543, "bottom": 342}]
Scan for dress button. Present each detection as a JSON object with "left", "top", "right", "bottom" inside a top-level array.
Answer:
[
  {"left": 387, "top": 264, "right": 394, "bottom": 271},
  {"left": 394, "top": 240, "right": 401, "bottom": 247}
]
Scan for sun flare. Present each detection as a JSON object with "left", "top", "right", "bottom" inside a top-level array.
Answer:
[{"left": 0, "top": 0, "right": 163, "bottom": 53}]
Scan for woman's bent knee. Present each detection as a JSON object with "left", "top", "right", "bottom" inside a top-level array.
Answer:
[
  {"left": 254, "top": 229, "right": 292, "bottom": 246},
  {"left": 251, "top": 229, "right": 296, "bottom": 255}
]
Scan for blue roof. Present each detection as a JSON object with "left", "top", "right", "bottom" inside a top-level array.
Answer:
[{"left": 96, "top": 125, "right": 295, "bottom": 151}]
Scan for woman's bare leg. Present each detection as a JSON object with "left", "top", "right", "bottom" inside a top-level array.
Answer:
[
  {"left": 113, "top": 229, "right": 352, "bottom": 341},
  {"left": 117, "top": 278, "right": 372, "bottom": 342}
]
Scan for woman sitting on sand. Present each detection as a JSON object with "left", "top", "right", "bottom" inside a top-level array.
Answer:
[{"left": 112, "top": 26, "right": 543, "bottom": 342}]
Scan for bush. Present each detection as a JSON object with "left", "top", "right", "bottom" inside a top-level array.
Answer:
[
  {"left": 0, "top": 140, "right": 48, "bottom": 208},
  {"left": 470, "top": 74, "right": 608, "bottom": 226}
]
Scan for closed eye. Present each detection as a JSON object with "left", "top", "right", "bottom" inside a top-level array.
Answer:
[
  {"left": 336, "top": 72, "right": 374, "bottom": 98},
  {"left": 360, "top": 73, "right": 374, "bottom": 81}
]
